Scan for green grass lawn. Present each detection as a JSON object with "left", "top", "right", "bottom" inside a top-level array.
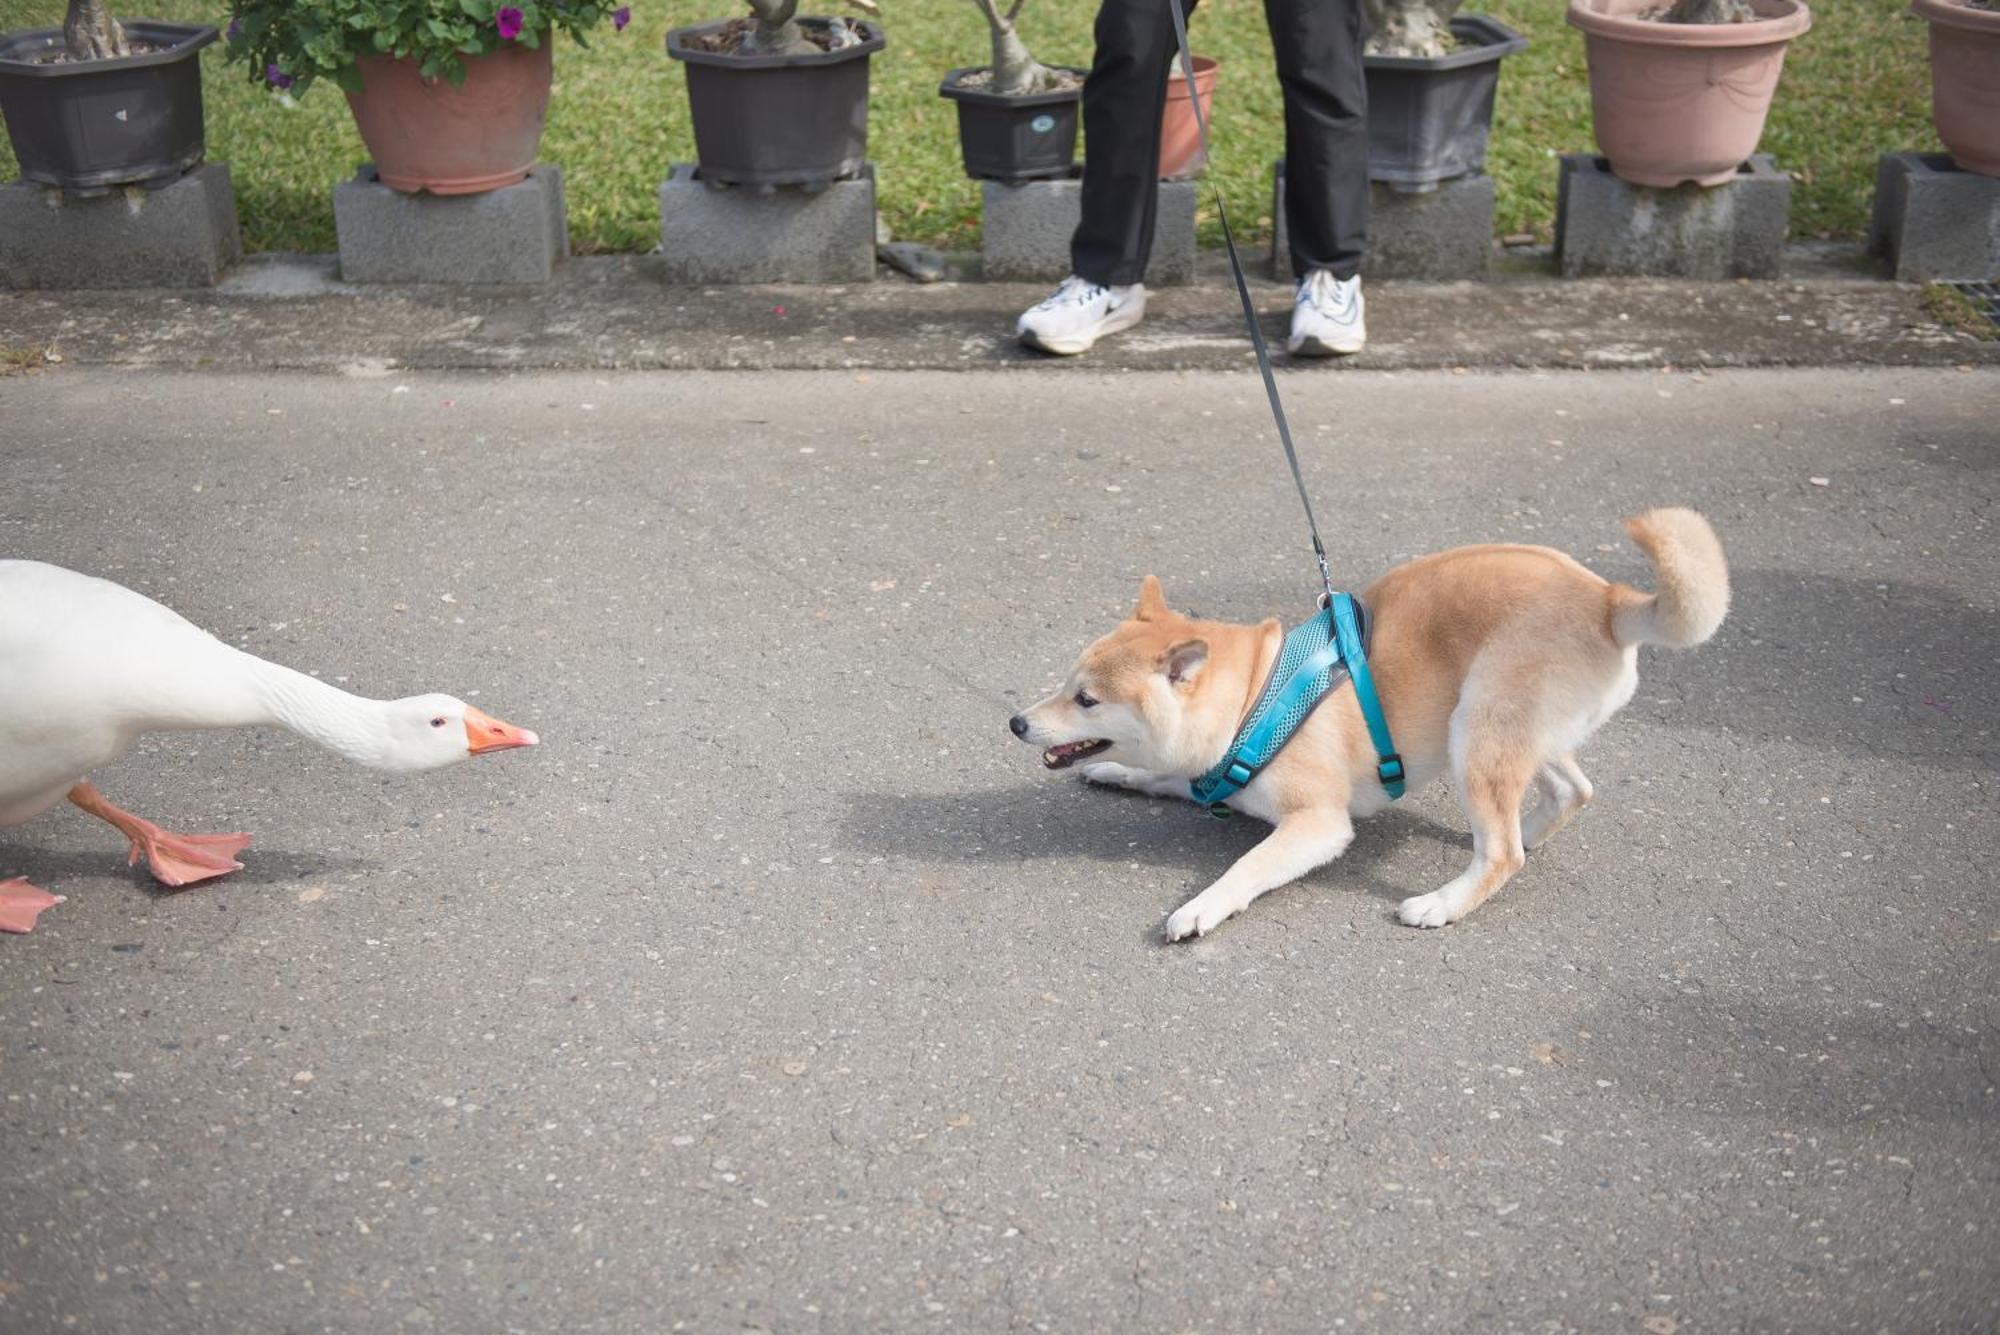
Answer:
[{"left": 0, "top": 0, "right": 1939, "bottom": 253}]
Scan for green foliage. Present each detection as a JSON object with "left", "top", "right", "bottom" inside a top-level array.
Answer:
[
  {"left": 0, "top": 0, "right": 1941, "bottom": 251},
  {"left": 221, "top": 0, "right": 630, "bottom": 96}
]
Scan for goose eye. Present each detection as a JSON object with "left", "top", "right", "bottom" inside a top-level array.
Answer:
[
  {"left": 430, "top": 716, "right": 447, "bottom": 728},
  {"left": 1074, "top": 689, "right": 1098, "bottom": 709}
]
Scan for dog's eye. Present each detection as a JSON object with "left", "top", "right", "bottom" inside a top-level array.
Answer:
[{"left": 1074, "top": 690, "right": 1098, "bottom": 709}]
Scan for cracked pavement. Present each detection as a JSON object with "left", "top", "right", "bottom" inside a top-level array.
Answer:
[{"left": 0, "top": 363, "right": 1995, "bottom": 1332}]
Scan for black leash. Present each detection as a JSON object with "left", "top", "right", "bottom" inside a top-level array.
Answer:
[{"left": 1165, "top": 0, "right": 1336, "bottom": 608}]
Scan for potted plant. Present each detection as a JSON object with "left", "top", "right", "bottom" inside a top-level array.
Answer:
[
  {"left": 0, "top": 0, "right": 219, "bottom": 194},
  {"left": 223, "top": 0, "right": 634, "bottom": 195},
  {"left": 1913, "top": 0, "right": 2000, "bottom": 177},
  {"left": 1566, "top": 0, "right": 1812, "bottom": 188},
  {"left": 1159, "top": 52, "right": 1218, "bottom": 180},
  {"left": 1363, "top": 0, "right": 1529, "bottom": 190},
  {"left": 938, "top": 0, "right": 1083, "bottom": 183},
  {"left": 666, "top": 0, "right": 886, "bottom": 188}
]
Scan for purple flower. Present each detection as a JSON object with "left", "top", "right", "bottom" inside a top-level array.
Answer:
[
  {"left": 613, "top": 6, "right": 631, "bottom": 30},
  {"left": 226, "top": 18, "right": 241, "bottom": 41},
  {"left": 264, "top": 62, "right": 294, "bottom": 89},
  {"left": 496, "top": 6, "right": 525, "bottom": 39}
]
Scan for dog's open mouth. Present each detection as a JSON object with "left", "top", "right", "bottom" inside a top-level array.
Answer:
[{"left": 1042, "top": 738, "right": 1112, "bottom": 770}]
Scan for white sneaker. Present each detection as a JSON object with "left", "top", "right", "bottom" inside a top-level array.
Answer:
[
  {"left": 1289, "top": 269, "right": 1365, "bottom": 357},
  {"left": 1017, "top": 275, "right": 1147, "bottom": 356}
]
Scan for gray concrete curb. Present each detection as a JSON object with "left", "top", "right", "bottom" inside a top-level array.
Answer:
[{"left": 0, "top": 251, "right": 1991, "bottom": 374}]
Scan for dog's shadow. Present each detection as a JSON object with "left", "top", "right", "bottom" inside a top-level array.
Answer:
[{"left": 835, "top": 779, "right": 1470, "bottom": 920}]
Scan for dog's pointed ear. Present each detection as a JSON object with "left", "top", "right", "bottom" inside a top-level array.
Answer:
[
  {"left": 1134, "top": 574, "right": 1169, "bottom": 621},
  {"left": 1161, "top": 638, "right": 1208, "bottom": 687}
]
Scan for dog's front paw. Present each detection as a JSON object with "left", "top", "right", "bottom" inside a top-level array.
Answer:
[
  {"left": 1396, "top": 890, "right": 1459, "bottom": 929},
  {"left": 1079, "top": 761, "right": 1137, "bottom": 788},
  {"left": 1165, "top": 889, "right": 1242, "bottom": 942}
]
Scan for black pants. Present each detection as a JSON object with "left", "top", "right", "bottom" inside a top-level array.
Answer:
[{"left": 1071, "top": 0, "right": 1369, "bottom": 287}]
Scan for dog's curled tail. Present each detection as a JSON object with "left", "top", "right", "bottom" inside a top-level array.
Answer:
[{"left": 1610, "top": 507, "right": 1730, "bottom": 650}]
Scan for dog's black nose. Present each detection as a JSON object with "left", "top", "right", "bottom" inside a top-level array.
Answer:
[{"left": 1009, "top": 714, "right": 1029, "bottom": 738}]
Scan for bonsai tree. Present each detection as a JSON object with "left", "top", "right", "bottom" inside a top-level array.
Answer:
[
  {"left": 965, "top": 0, "right": 1066, "bottom": 95},
  {"left": 1364, "top": 0, "right": 1463, "bottom": 58},
  {"left": 62, "top": 0, "right": 128, "bottom": 60},
  {"left": 740, "top": 0, "right": 880, "bottom": 56},
  {"left": 1365, "top": 0, "right": 1750, "bottom": 59}
]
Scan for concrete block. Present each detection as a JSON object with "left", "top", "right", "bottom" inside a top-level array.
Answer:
[
  {"left": 658, "top": 163, "right": 876, "bottom": 285},
  {"left": 980, "top": 170, "right": 1198, "bottom": 285},
  {"left": 1555, "top": 153, "right": 1790, "bottom": 280},
  {"left": 1869, "top": 151, "right": 2000, "bottom": 282},
  {"left": 334, "top": 164, "right": 567, "bottom": 285},
  {"left": 0, "top": 162, "right": 240, "bottom": 289},
  {"left": 1270, "top": 158, "right": 1494, "bottom": 281}
]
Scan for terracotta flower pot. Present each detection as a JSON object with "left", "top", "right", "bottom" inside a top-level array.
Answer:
[
  {"left": 1914, "top": 0, "right": 2000, "bottom": 177},
  {"left": 1159, "top": 55, "right": 1218, "bottom": 181},
  {"left": 1566, "top": 0, "right": 1811, "bottom": 188},
  {"left": 345, "top": 41, "right": 553, "bottom": 195}
]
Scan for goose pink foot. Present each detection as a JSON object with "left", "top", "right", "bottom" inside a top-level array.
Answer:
[
  {"left": 67, "top": 782, "right": 250, "bottom": 889},
  {"left": 0, "top": 878, "right": 65, "bottom": 934},
  {"left": 124, "top": 828, "right": 253, "bottom": 887}
]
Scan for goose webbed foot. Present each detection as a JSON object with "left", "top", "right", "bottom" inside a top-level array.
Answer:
[
  {"left": 126, "top": 828, "right": 253, "bottom": 888},
  {"left": 0, "top": 877, "right": 65, "bottom": 934},
  {"left": 67, "top": 781, "right": 251, "bottom": 888}
]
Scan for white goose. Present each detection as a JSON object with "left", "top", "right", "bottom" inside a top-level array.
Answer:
[{"left": 0, "top": 560, "right": 539, "bottom": 934}]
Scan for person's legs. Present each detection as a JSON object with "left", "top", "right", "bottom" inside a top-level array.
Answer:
[
  {"left": 1268, "top": 0, "right": 1368, "bottom": 281},
  {"left": 1069, "top": 0, "right": 1195, "bottom": 286},
  {"left": 1021, "top": 0, "right": 1190, "bottom": 354}
]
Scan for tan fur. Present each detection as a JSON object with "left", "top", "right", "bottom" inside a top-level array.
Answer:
[
  {"left": 1611, "top": 507, "right": 1731, "bottom": 649},
  {"left": 1012, "top": 510, "right": 1729, "bottom": 937}
]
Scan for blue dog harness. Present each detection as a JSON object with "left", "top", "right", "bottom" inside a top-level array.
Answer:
[
  {"left": 1160, "top": 0, "right": 1403, "bottom": 814},
  {"left": 1188, "top": 593, "right": 1405, "bottom": 813}
]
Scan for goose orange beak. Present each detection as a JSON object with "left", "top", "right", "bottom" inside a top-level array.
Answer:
[{"left": 464, "top": 706, "right": 539, "bottom": 755}]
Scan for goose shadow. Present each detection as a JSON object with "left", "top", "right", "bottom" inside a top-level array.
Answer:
[
  {"left": 835, "top": 779, "right": 1472, "bottom": 915},
  {"left": 0, "top": 845, "right": 376, "bottom": 895}
]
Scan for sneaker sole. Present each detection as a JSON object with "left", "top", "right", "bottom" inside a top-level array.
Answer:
[
  {"left": 1288, "top": 331, "right": 1366, "bottom": 358},
  {"left": 1020, "top": 301, "right": 1146, "bottom": 357}
]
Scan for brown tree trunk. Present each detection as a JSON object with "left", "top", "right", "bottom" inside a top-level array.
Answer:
[
  {"left": 972, "top": 0, "right": 1062, "bottom": 95},
  {"left": 64, "top": 0, "right": 129, "bottom": 61},
  {"left": 744, "top": 0, "right": 813, "bottom": 54}
]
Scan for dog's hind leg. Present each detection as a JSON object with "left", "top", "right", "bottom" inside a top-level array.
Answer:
[
  {"left": 1521, "top": 752, "right": 1593, "bottom": 850},
  {"left": 1398, "top": 733, "right": 1536, "bottom": 929},
  {"left": 1079, "top": 761, "right": 1195, "bottom": 802},
  {"left": 1165, "top": 808, "right": 1354, "bottom": 941}
]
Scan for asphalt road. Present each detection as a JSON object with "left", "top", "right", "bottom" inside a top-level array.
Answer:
[{"left": 1, "top": 365, "right": 1995, "bottom": 1334}]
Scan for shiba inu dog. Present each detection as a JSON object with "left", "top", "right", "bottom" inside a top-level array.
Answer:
[{"left": 1008, "top": 509, "right": 1729, "bottom": 940}]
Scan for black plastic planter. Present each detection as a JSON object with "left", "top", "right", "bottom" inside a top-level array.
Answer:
[
  {"left": 938, "top": 67, "right": 1083, "bottom": 184},
  {"left": 1363, "top": 14, "right": 1527, "bottom": 191},
  {"left": 666, "top": 19, "right": 885, "bottom": 188},
  {"left": 0, "top": 21, "right": 217, "bottom": 195}
]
